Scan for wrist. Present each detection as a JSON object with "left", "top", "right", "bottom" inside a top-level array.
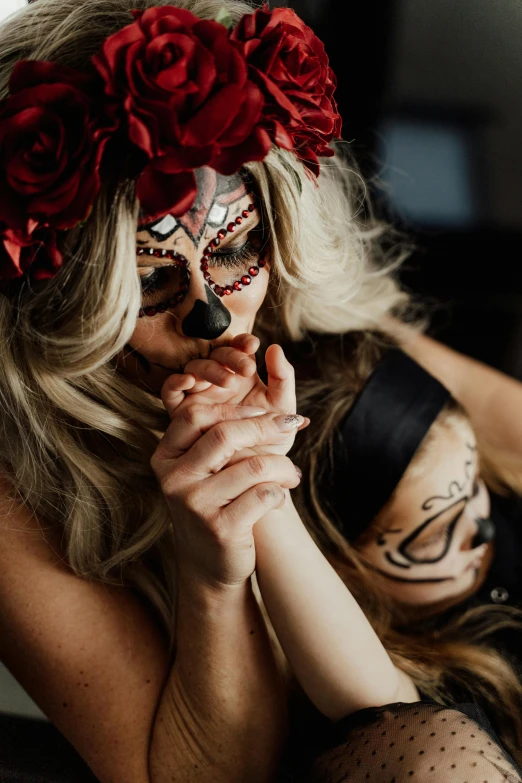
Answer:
[{"left": 177, "top": 564, "right": 251, "bottom": 610}]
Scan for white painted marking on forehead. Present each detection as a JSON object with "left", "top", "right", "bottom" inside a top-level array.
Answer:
[
  {"left": 208, "top": 203, "right": 228, "bottom": 226},
  {"left": 150, "top": 214, "right": 178, "bottom": 233}
]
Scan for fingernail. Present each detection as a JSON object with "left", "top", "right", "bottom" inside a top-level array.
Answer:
[
  {"left": 294, "top": 464, "right": 302, "bottom": 479},
  {"left": 238, "top": 407, "right": 268, "bottom": 417},
  {"left": 274, "top": 414, "right": 305, "bottom": 431}
]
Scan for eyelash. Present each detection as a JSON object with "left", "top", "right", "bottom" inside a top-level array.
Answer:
[
  {"left": 140, "top": 239, "right": 260, "bottom": 295},
  {"left": 208, "top": 239, "right": 258, "bottom": 269},
  {"left": 413, "top": 526, "right": 450, "bottom": 552}
]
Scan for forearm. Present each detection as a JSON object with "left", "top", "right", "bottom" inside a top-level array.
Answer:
[
  {"left": 149, "top": 569, "right": 287, "bottom": 783},
  {"left": 253, "top": 495, "right": 419, "bottom": 722},
  {"left": 384, "top": 318, "right": 522, "bottom": 455}
]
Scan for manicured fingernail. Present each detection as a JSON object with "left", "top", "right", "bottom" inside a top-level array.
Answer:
[
  {"left": 274, "top": 414, "right": 305, "bottom": 431},
  {"left": 294, "top": 464, "right": 302, "bottom": 479},
  {"left": 238, "top": 407, "right": 268, "bottom": 417}
]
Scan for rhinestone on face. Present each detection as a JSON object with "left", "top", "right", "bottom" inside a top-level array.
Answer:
[{"left": 137, "top": 195, "right": 264, "bottom": 317}]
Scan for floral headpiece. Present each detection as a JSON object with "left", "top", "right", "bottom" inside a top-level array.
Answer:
[{"left": 0, "top": 4, "right": 341, "bottom": 285}]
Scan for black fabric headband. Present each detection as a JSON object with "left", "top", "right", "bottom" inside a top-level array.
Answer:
[{"left": 327, "top": 349, "right": 451, "bottom": 542}]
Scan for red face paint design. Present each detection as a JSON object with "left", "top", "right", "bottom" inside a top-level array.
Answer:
[{"left": 136, "top": 167, "right": 268, "bottom": 318}]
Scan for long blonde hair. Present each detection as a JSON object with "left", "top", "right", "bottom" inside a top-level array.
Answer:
[
  {"left": 0, "top": 0, "right": 411, "bottom": 656},
  {"left": 290, "top": 330, "right": 522, "bottom": 762}
]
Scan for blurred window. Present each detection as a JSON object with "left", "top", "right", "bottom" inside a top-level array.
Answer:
[{"left": 378, "top": 117, "right": 479, "bottom": 228}]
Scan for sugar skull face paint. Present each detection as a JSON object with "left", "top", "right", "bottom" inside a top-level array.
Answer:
[
  {"left": 355, "top": 425, "right": 495, "bottom": 608},
  {"left": 113, "top": 166, "right": 271, "bottom": 395}
]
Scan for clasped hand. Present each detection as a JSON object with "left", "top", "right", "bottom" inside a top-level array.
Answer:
[{"left": 150, "top": 334, "right": 309, "bottom": 588}]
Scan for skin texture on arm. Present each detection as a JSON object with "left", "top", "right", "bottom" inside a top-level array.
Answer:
[
  {"left": 149, "top": 570, "right": 287, "bottom": 783},
  {"left": 0, "top": 466, "right": 288, "bottom": 783},
  {"left": 384, "top": 318, "right": 522, "bottom": 458},
  {"left": 253, "top": 493, "right": 420, "bottom": 722}
]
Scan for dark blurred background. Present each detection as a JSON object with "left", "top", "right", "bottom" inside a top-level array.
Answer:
[
  {"left": 0, "top": 1, "right": 520, "bottom": 778},
  {"left": 276, "top": 0, "right": 522, "bottom": 379}
]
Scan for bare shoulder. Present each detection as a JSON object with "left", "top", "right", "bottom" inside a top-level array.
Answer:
[{"left": 0, "top": 473, "right": 171, "bottom": 783}]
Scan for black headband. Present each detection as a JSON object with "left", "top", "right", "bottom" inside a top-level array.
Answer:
[{"left": 326, "top": 349, "right": 451, "bottom": 542}]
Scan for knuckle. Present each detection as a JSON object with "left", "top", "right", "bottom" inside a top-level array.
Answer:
[
  {"left": 250, "top": 415, "right": 268, "bottom": 440},
  {"left": 255, "top": 483, "right": 284, "bottom": 505},
  {"left": 183, "top": 485, "right": 205, "bottom": 515},
  {"left": 210, "top": 421, "right": 231, "bottom": 448},
  {"left": 178, "top": 404, "right": 206, "bottom": 429},
  {"left": 159, "top": 471, "right": 182, "bottom": 500},
  {"left": 246, "top": 455, "right": 269, "bottom": 478}
]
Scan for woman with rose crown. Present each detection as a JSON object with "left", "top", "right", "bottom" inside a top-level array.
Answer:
[{"left": 0, "top": 0, "right": 520, "bottom": 782}]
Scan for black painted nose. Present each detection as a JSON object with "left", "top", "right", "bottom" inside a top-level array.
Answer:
[
  {"left": 470, "top": 516, "right": 496, "bottom": 549},
  {"left": 181, "top": 288, "right": 231, "bottom": 339}
]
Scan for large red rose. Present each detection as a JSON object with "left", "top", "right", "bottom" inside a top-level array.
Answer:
[
  {"left": 231, "top": 7, "right": 342, "bottom": 175},
  {"left": 0, "top": 60, "right": 113, "bottom": 233},
  {"left": 93, "top": 6, "right": 271, "bottom": 221}
]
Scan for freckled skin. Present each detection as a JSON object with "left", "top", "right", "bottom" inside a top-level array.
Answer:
[
  {"left": 114, "top": 167, "right": 270, "bottom": 396},
  {"left": 355, "top": 427, "right": 494, "bottom": 609}
]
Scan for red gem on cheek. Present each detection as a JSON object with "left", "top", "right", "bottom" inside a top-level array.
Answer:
[
  {"left": 242, "top": 209, "right": 250, "bottom": 219},
  {"left": 233, "top": 281, "right": 242, "bottom": 291},
  {"left": 241, "top": 275, "right": 251, "bottom": 285},
  {"left": 227, "top": 222, "right": 236, "bottom": 232},
  {"left": 217, "top": 229, "right": 227, "bottom": 239},
  {"left": 235, "top": 216, "right": 243, "bottom": 225},
  {"left": 249, "top": 266, "right": 259, "bottom": 276},
  {"left": 258, "top": 258, "right": 267, "bottom": 268},
  {"left": 224, "top": 285, "right": 233, "bottom": 295}
]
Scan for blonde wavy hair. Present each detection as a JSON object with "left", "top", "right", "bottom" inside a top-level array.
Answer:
[
  {"left": 0, "top": 0, "right": 412, "bottom": 657},
  {"left": 290, "top": 330, "right": 522, "bottom": 763}
]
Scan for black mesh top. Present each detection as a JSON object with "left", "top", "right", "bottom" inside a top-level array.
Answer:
[{"left": 298, "top": 701, "right": 522, "bottom": 783}]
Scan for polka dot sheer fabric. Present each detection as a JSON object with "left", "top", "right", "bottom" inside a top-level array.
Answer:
[{"left": 290, "top": 702, "right": 522, "bottom": 783}]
